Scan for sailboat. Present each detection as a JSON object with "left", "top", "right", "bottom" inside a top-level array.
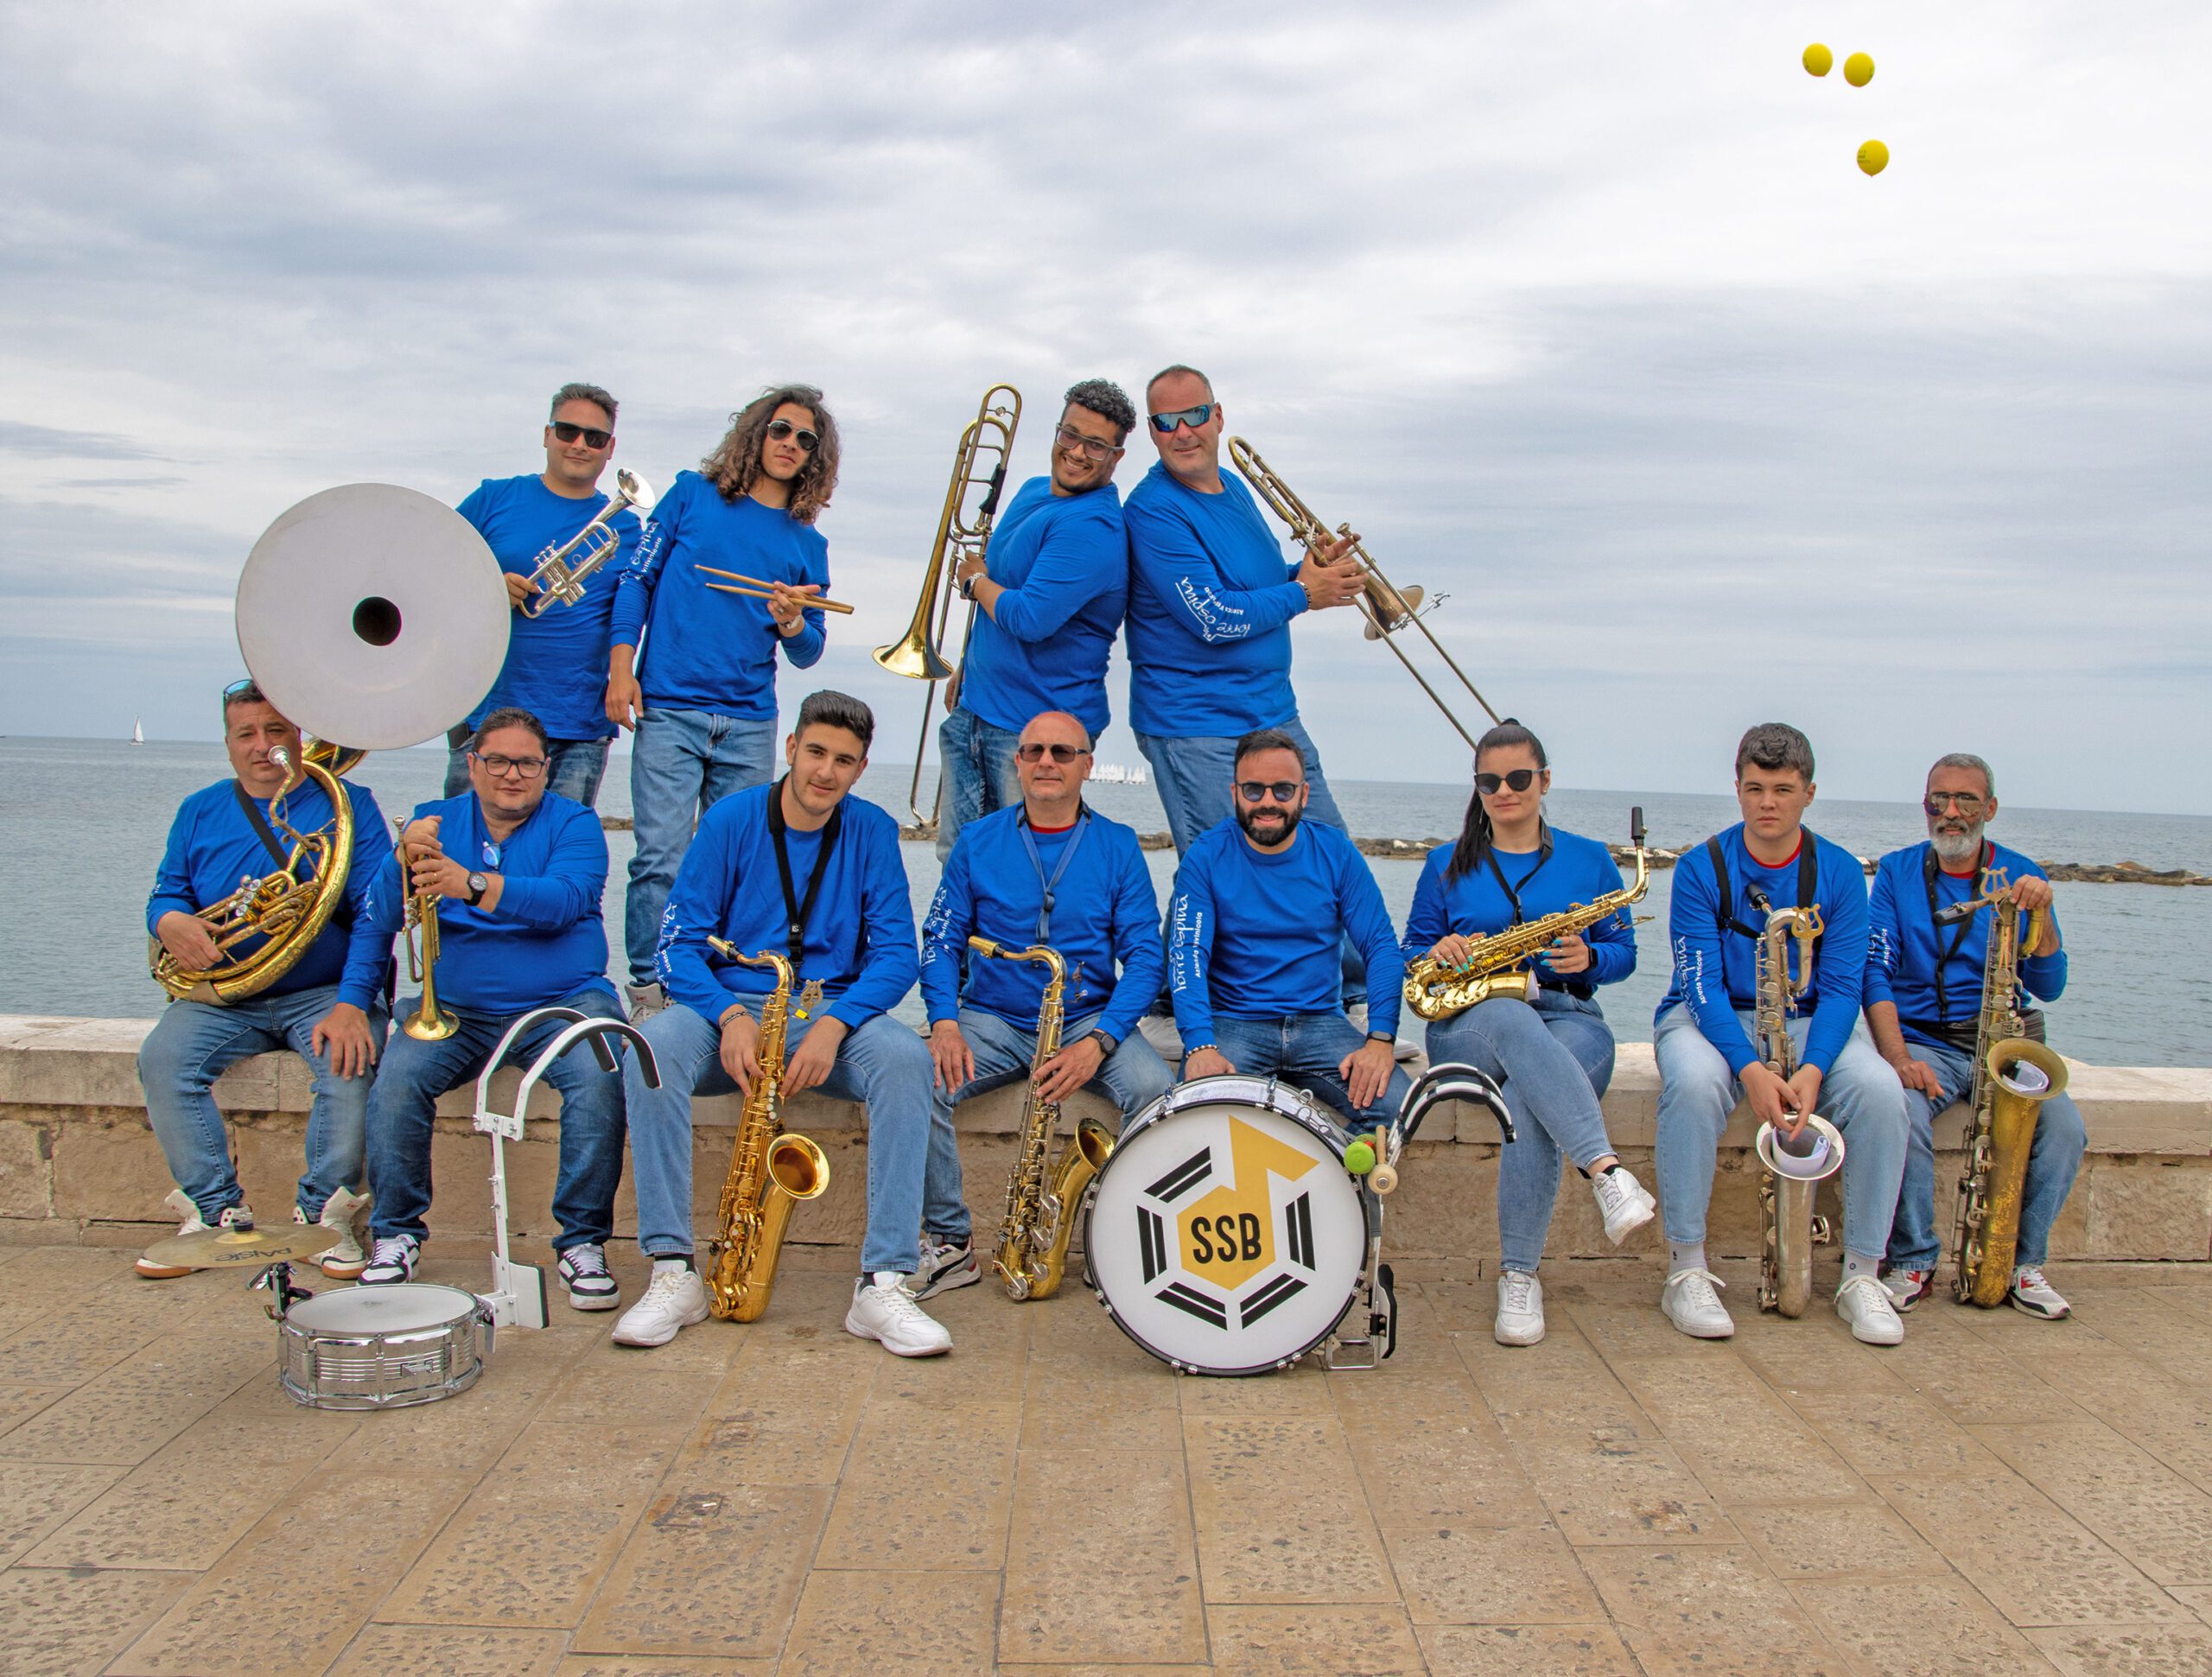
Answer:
[{"left": 132, "top": 716, "right": 143, "bottom": 745}]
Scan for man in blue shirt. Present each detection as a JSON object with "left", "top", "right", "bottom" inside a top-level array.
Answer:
[
  {"left": 135, "top": 680, "right": 393, "bottom": 1280},
  {"left": 444, "top": 382, "right": 641, "bottom": 809},
  {"left": 1170, "top": 730, "right": 1410, "bottom": 1128},
  {"left": 1866, "top": 753, "right": 2084, "bottom": 1320},
  {"left": 613, "top": 692, "right": 955, "bottom": 1358},
  {"left": 607, "top": 384, "right": 841, "bottom": 1017},
  {"left": 920, "top": 709, "right": 1173, "bottom": 1292},
  {"left": 937, "top": 378, "right": 1136, "bottom": 860},
  {"left": 1653, "top": 723, "right": 1909, "bottom": 1345},
  {"left": 357, "top": 708, "right": 630, "bottom": 1311}
]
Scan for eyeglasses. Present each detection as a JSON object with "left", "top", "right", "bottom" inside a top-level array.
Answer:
[
  {"left": 1016, "top": 742, "right": 1092, "bottom": 764},
  {"left": 1924, "top": 792, "right": 1986, "bottom": 816},
  {"left": 1148, "top": 403, "right": 1214, "bottom": 434},
  {"left": 1477, "top": 769, "right": 1539, "bottom": 795},
  {"left": 766, "top": 418, "right": 820, "bottom": 453},
  {"left": 1236, "top": 780, "right": 1303, "bottom": 804},
  {"left": 1053, "top": 423, "right": 1121, "bottom": 462},
  {"left": 550, "top": 421, "right": 612, "bottom": 449},
  {"left": 472, "top": 752, "right": 547, "bottom": 780}
]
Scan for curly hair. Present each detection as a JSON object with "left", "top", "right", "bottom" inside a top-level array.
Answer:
[{"left": 700, "top": 384, "right": 839, "bottom": 524}]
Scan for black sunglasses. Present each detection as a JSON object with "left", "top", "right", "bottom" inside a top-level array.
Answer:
[
  {"left": 1148, "top": 403, "right": 1214, "bottom": 433},
  {"left": 1236, "top": 780, "right": 1303, "bottom": 804},
  {"left": 766, "top": 418, "right": 820, "bottom": 453},
  {"left": 1016, "top": 742, "right": 1092, "bottom": 764},
  {"left": 550, "top": 420, "right": 612, "bottom": 449},
  {"left": 1476, "top": 769, "right": 1539, "bottom": 794},
  {"left": 472, "top": 750, "right": 546, "bottom": 779}
]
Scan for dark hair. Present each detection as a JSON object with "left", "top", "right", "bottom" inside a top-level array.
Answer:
[
  {"left": 795, "top": 689, "right": 874, "bottom": 753},
  {"left": 1736, "top": 722, "right": 1815, "bottom": 782},
  {"left": 1233, "top": 727, "right": 1302, "bottom": 772},
  {"left": 1063, "top": 378, "right": 1136, "bottom": 445},
  {"left": 702, "top": 384, "right": 841, "bottom": 524},
  {"left": 474, "top": 706, "right": 550, "bottom": 753},
  {"left": 550, "top": 382, "right": 617, "bottom": 425},
  {"left": 1145, "top": 363, "right": 1214, "bottom": 407},
  {"left": 221, "top": 678, "right": 269, "bottom": 721},
  {"left": 1446, "top": 719, "right": 1548, "bottom": 882}
]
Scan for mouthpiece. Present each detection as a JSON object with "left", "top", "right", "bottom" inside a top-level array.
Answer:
[
  {"left": 1630, "top": 805, "right": 1645, "bottom": 847},
  {"left": 269, "top": 746, "right": 292, "bottom": 771}
]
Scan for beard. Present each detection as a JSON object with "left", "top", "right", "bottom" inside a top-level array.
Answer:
[
  {"left": 1929, "top": 819, "right": 1983, "bottom": 866},
  {"left": 1237, "top": 800, "right": 1303, "bottom": 846}
]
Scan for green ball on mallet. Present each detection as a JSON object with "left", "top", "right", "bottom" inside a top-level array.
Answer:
[{"left": 1344, "top": 1140, "right": 1376, "bottom": 1174}]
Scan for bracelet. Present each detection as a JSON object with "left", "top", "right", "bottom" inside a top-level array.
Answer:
[
  {"left": 1366, "top": 1031, "right": 1394, "bottom": 1044},
  {"left": 719, "top": 1003, "right": 752, "bottom": 1031}
]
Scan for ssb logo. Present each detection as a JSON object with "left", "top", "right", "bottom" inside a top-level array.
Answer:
[{"left": 1134, "top": 1115, "right": 1328, "bottom": 1330}]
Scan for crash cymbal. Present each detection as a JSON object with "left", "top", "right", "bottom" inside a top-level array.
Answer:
[{"left": 141, "top": 1223, "right": 342, "bottom": 1270}]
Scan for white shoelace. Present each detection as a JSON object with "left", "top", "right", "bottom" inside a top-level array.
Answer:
[
  {"left": 566, "top": 1247, "right": 611, "bottom": 1278},
  {"left": 643, "top": 1267, "right": 690, "bottom": 1301},
  {"left": 2016, "top": 1267, "right": 2049, "bottom": 1292},
  {"left": 870, "top": 1278, "right": 929, "bottom": 1323},
  {"left": 1839, "top": 1274, "right": 1897, "bottom": 1317},
  {"left": 368, "top": 1236, "right": 413, "bottom": 1269},
  {"left": 1499, "top": 1273, "right": 1538, "bottom": 1316}
]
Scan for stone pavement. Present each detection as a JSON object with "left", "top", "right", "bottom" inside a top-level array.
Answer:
[{"left": 3, "top": 1242, "right": 2211, "bottom": 1677}]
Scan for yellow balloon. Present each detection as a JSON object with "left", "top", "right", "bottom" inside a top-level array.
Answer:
[
  {"left": 1858, "top": 139, "right": 1890, "bottom": 176},
  {"left": 1844, "top": 51, "right": 1874, "bottom": 86},
  {"left": 1802, "top": 42, "right": 1834, "bottom": 76}
]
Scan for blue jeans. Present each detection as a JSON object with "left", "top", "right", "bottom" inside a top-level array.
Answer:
[
  {"left": 1427, "top": 991, "right": 1618, "bottom": 1275},
  {"left": 445, "top": 735, "right": 611, "bottom": 807},
  {"left": 1885, "top": 1038, "right": 2087, "bottom": 1271},
  {"left": 1211, "top": 1011, "right": 1411, "bottom": 1132},
  {"left": 1654, "top": 1003, "right": 1908, "bottom": 1260},
  {"left": 934, "top": 706, "right": 1023, "bottom": 862},
  {"left": 137, "top": 984, "right": 385, "bottom": 1223},
  {"left": 365, "top": 986, "right": 627, "bottom": 1250},
  {"left": 625, "top": 708, "right": 778, "bottom": 985},
  {"left": 626, "top": 1003, "right": 944, "bottom": 1275}
]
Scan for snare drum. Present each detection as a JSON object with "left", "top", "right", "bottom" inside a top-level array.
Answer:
[
  {"left": 1085, "top": 1076, "right": 1374, "bottom": 1376},
  {"left": 276, "top": 1283, "right": 492, "bottom": 1410}
]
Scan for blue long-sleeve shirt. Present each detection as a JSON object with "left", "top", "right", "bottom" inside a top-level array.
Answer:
[
  {"left": 1866, "top": 839, "right": 2068, "bottom": 1051},
  {"left": 655, "top": 783, "right": 918, "bottom": 1029},
  {"left": 958, "top": 476, "right": 1128, "bottom": 740},
  {"left": 148, "top": 775, "right": 395, "bottom": 1012},
  {"left": 607, "top": 471, "right": 827, "bottom": 717},
  {"left": 1169, "top": 817, "right": 1402, "bottom": 1047},
  {"left": 1401, "top": 829, "right": 1638, "bottom": 994},
  {"left": 1123, "top": 461, "right": 1307, "bottom": 738},
  {"left": 365, "top": 791, "right": 613, "bottom": 1016},
  {"left": 457, "top": 473, "right": 640, "bottom": 740},
  {"left": 1657, "top": 823, "right": 1869, "bottom": 1077},
  {"left": 919, "top": 804, "right": 1163, "bottom": 1044}
]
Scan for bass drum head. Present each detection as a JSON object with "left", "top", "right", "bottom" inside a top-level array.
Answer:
[{"left": 1086, "top": 1077, "right": 1370, "bottom": 1376}]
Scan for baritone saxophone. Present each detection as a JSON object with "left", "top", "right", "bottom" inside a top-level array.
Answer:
[
  {"left": 703, "top": 939, "right": 830, "bottom": 1323},
  {"left": 1752, "top": 902, "right": 1847, "bottom": 1317}
]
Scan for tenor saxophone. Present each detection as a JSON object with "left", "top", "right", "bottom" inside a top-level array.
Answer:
[
  {"left": 1944, "top": 885, "right": 2069, "bottom": 1306},
  {"left": 969, "top": 936, "right": 1115, "bottom": 1301},
  {"left": 703, "top": 939, "right": 830, "bottom": 1323},
  {"left": 1753, "top": 902, "right": 1845, "bottom": 1316}
]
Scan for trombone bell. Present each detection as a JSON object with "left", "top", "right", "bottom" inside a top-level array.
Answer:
[{"left": 873, "top": 623, "right": 955, "bottom": 683}]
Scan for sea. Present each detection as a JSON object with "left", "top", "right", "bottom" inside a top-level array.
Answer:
[{"left": 7, "top": 735, "right": 2209, "bottom": 1068}]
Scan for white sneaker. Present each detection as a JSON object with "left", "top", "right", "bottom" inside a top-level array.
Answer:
[
  {"left": 1835, "top": 1274, "right": 1905, "bottom": 1344},
  {"left": 558, "top": 1243, "right": 621, "bottom": 1311},
  {"left": 912, "top": 1235, "right": 981, "bottom": 1301},
  {"left": 2008, "top": 1267, "right": 2071, "bottom": 1320},
  {"left": 1662, "top": 1267, "right": 1735, "bottom": 1338},
  {"left": 1591, "top": 1166, "right": 1657, "bottom": 1243},
  {"left": 359, "top": 1234, "right": 419, "bottom": 1286},
  {"left": 302, "top": 1187, "right": 372, "bottom": 1279},
  {"left": 613, "top": 1263, "right": 709, "bottom": 1347},
  {"left": 137, "top": 1190, "right": 252, "bottom": 1279},
  {"left": 1494, "top": 1270, "right": 1545, "bottom": 1346},
  {"left": 626, "top": 982, "right": 668, "bottom": 1023},
  {"left": 845, "top": 1273, "right": 952, "bottom": 1357}
]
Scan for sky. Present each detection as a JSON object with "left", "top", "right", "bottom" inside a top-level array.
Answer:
[{"left": 3, "top": 1, "right": 2208, "bottom": 810}]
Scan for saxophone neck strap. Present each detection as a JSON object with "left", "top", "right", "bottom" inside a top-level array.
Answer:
[
  {"left": 1923, "top": 840, "right": 1993, "bottom": 1025},
  {"left": 1480, "top": 823, "right": 1553, "bottom": 926},
  {"left": 766, "top": 777, "right": 843, "bottom": 977},
  {"left": 1707, "top": 829, "right": 1820, "bottom": 942}
]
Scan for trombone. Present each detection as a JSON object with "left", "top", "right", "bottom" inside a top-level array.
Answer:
[
  {"left": 521, "top": 467, "right": 654, "bottom": 618},
  {"left": 1228, "top": 437, "right": 1500, "bottom": 753},
  {"left": 873, "top": 384, "right": 1022, "bottom": 827}
]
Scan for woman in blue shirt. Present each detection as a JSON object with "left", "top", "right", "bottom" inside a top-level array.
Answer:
[{"left": 1402, "top": 721, "right": 1656, "bottom": 1346}]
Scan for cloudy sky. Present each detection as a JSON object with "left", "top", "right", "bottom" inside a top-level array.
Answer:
[{"left": 4, "top": 1, "right": 2208, "bottom": 810}]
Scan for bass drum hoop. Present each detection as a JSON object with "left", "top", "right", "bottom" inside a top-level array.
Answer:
[
  {"left": 275, "top": 1282, "right": 488, "bottom": 1410},
  {"left": 1084, "top": 1074, "right": 1375, "bottom": 1377}
]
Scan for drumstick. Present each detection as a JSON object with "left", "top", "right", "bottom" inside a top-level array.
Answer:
[{"left": 694, "top": 566, "right": 856, "bottom": 615}]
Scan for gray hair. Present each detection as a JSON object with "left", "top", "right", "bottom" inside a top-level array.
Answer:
[
  {"left": 1234, "top": 727, "right": 1303, "bottom": 772},
  {"left": 474, "top": 706, "right": 550, "bottom": 753},
  {"left": 1929, "top": 752, "right": 1995, "bottom": 801},
  {"left": 795, "top": 689, "right": 874, "bottom": 753},
  {"left": 1735, "top": 721, "right": 1815, "bottom": 782},
  {"left": 550, "top": 382, "right": 617, "bottom": 425},
  {"left": 1145, "top": 363, "right": 1214, "bottom": 406},
  {"left": 1063, "top": 378, "right": 1136, "bottom": 445}
]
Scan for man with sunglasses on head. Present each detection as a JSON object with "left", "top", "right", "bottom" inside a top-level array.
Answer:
[
  {"left": 609, "top": 384, "right": 841, "bottom": 1019},
  {"left": 1169, "top": 729, "right": 1410, "bottom": 1129},
  {"left": 1866, "top": 753, "right": 2083, "bottom": 1320},
  {"left": 937, "top": 378, "right": 1138, "bottom": 861},
  {"left": 445, "top": 383, "right": 640, "bottom": 809},
  {"left": 917, "top": 709, "right": 1173, "bottom": 1292},
  {"left": 355, "top": 707, "right": 632, "bottom": 1311}
]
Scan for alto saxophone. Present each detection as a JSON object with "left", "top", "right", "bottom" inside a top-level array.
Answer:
[
  {"left": 969, "top": 936, "right": 1115, "bottom": 1301},
  {"left": 1403, "top": 809, "right": 1652, "bottom": 1023},
  {"left": 1753, "top": 901, "right": 1846, "bottom": 1316},
  {"left": 1943, "top": 881, "right": 2069, "bottom": 1306},
  {"left": 703, "top": 939, "right": 830, "bottom": 1322}
]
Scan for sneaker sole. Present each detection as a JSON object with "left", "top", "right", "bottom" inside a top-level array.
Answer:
[
  {"left": 612, "top": 1314, "right": 702, "bottom": 1348},
  {"left": 135, "top": 1261, "right": 195, "bottom": 1279},
  {"left": 566, "top": 1289, "right": 622, "bottom": 1312},
  {"left": 1662, "top": 1306, "right": 1735, "bottom": 1339},
  {"left": 1601, "top": 1196, "right": 1658, "bottom": 1244},
  {"left": 2007, "top": 1294, "right": 2068, "bottom": 1320},
  {"left": 1493, "top": 1318, "right": 1546, "bottom": 1346},
  {"left": 842, "top": 1311, "right": 952, "bottom": 1357},
  {"left": 319, "top": 1259, "right": 370, "bottom": 1280}
]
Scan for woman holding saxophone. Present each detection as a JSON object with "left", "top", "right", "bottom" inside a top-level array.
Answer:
[{"left": 1401, "top": 720, "right": 1656, "bottom": 1346}]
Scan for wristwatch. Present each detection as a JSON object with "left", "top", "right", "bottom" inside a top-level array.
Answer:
[
  {"left": 466, "top": 872, "right": 489, "bottom": 906},
  {"left": 1085, "top": 1029, "right": 1116, "bottom": 1057},
  {"left": 956, "top": 569, "right": 979, "bottom": 602},
  {"left": 1365, "top": 1030, "right": 1394, "bottom": 1045}
]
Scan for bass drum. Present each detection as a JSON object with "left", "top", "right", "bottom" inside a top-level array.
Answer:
[{"left": 1085, "top": 1075, "right": 1374, "bottom": 1376}]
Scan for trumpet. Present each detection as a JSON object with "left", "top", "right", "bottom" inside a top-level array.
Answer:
[
  {"left": 521, "top": 467, "right": 654, "bottom": 618},
  {"left": 1228, "top": 437, "right": 1500, "bottom": 753},
  {"left": 874, "top": 384, "right": 1022, "bottom": 825},
  {"left": 398, "top": 819, "right": 458, "bottom": 1041}
]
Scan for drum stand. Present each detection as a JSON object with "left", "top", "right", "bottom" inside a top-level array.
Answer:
[
  {"left": 471, "top": 1009, "right": 660, "bottom": 1330},
  {"left": 1321, "top": 1062, "right": 1515, "bottom": 1371}
]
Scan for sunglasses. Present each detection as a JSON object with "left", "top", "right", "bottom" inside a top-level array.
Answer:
[
  {"left": 1016, "top": 742, "right": 1092, "bottom": 764},
  {"left": 1053, "top": 422, "right": 1121, "bottom": 462},
  {"left": 1148, "top": 403, "right": 1214, "bottom": 434},
  {"left": 766, "top": 418, "right": 820, "bottom": 453},
  {"left": 550, "top": 420, "right": 612, "bottom": 449},
  {"left": 1477, "top": 769, "right": 1539, "bottom": 794},
  {"left": 472, "top": 751, "right": 546, "bottom": 780},
  {"left": 1924, "top": 792, "right": 1986, "bottom": 816},
  {"left": 1236, "top": 780, "right": 1303, "bottom": 804}
]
